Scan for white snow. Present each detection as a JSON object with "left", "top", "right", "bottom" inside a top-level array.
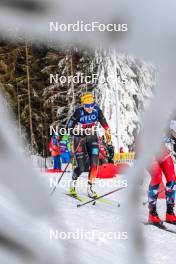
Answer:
[{"left": 41, "top": 167, "right": 176, "bottom": 264}]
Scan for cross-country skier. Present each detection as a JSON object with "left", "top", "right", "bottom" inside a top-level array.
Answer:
[
  {"left": 60, "top": 134, "right": 72, "bottom": 163},
  {"left": 148, "top": 146, "right": 176, "bottom": 224},
  {"left": 66, "top": 93, "right": 112, "bottom": 198},
  {"left": 49, "top": 132, "right": 62, "bottom": 171}
]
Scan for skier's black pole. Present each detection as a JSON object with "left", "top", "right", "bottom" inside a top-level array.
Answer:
[
  {"left": 77, "top": 186, "right": 125, "bottom": 208},
  {"left": 142, "top": 188, "right": 165, "bottom": 206},
  {"left": 50, "top": 162, "right": 70, "bottom": 196},
  {"left": 50, "top": 138, "right": 84, "bottom": 196}
]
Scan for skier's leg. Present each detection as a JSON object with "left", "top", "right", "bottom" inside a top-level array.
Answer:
[
  {"left": 61, "top": 153, "right": 64, "bottom": 163},
  {"left": 65, "top": 153, "right": 70, "bottom": 163},
  {"left": 63, "top": 153, "right": 67, "bottom": 163},
  {"left": 54, "top": 155, "right": 61, "bottom": 170},
  {"left": 65, "top": 152, "right": 70, "bottom": 163},
  {"left": 160, "top": 155, "right": 176, "bottom": 204},
  {"left": 71, "top": 156, "right": 85, "bottom": 188},
  {"left": 84, "top": 154, "right": 90, "bottom": 172},
  {"left": 149, "top": 162, "right": 162, "bottom": 206},
  {"left": 53, "top": 156, "right": 58, "bottom": 170},
  {"left": 57, "top": 155, "right": 61, "bottom": 170},
  {"left": 148, "top": 162, "right": 162, "bottom": 223},
  {"left": 70, "top": 137, "right": 86, "bottom": 195},
  {"left": 160, "top": 155, "right": 176, "bottom": 223},
  {"left": 86, "top": 135, "right": 99, "bottom": 198}
]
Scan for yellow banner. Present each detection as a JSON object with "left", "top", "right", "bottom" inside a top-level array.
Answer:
[{"left": 114, "top": 152, "right": 135, "bottom": 162}]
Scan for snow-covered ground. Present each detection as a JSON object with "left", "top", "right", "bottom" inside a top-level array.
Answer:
[{"left": 39, "top": 166, "right": 176, "bottom": 264}]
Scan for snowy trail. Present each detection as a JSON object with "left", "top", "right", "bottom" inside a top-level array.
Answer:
[{"left": 39, "top": 167, "right": 176, "bottom": 264}]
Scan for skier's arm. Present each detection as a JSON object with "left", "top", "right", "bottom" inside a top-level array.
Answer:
[
  {"left": 98, "top": 108, "right": 109, "bottom": 130},
  {"left": 98, "top": 108, "right": 112, "bottom": 144},
  {"left": 66, "top": 109, "right": 81, "bottom": 135}
]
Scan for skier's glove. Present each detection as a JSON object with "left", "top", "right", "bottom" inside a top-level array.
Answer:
[{"left": 105, "top": 129, "right": 112, "bottom": 145}]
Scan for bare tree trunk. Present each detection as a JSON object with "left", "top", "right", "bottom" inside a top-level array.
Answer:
[
  {"left": 66, "top": 49, "right": 75, "bottom": 119},
  {"left": 16, "top": 84, "right": 22, "bottom": 139},
  {"left": 70, "top": 49, "right": 75, "bottom": 112},
  {"left": 66, "top": 51, "right": 71, "bottom": 119},
  {"left": 51, "top": 86, "right": 55, "bottom": 123},
  {"left": 44, "top": 105, "right": 49, "bottom": 158},
  {"left": 25, "top": 42, "right": 34, "bottom": 152}
]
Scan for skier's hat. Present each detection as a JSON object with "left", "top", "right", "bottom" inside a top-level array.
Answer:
[{"left": 81, "top": 93, "right": 94, "bottom": 104}]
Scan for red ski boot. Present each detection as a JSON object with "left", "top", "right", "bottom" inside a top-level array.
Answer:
[
  {"left": 166, "top": 204, "right": 176, "bottom": 224},
  {"left": 148, "top": 205, "right": 162, "bottom": 224}
]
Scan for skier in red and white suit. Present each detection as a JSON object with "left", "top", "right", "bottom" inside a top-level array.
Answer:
[{"left": 148, "top": 146, "right": 176, "bottom": 224}]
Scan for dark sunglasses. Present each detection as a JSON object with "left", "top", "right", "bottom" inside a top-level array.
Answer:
[{"left": 83, "top": 103, "right": 95, "bottom": 108}]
